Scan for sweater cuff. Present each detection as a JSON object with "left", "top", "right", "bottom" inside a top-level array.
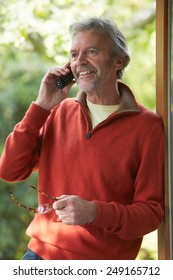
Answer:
[
  {"left": 91, "top": 200, "right": 118, "bottom": 230},
  {"left": 22, "top": 102, "right": 51, "bottom": 131}
]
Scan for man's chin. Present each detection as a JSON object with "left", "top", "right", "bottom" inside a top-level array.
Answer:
[{"left": 77, "top": 81, "right": 95, "bottom": 92}]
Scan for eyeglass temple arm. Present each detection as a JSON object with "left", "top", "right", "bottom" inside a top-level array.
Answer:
[
  {"left": 29, "top": 185, "right": 58, "bottom": 201},
  {"left": 9, "top": 190, "right": 37, "bottom": 213}
]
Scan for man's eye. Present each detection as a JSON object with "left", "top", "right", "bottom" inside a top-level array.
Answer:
[
  {"left": 71, "top": 53, "right": 78, "bottom": 59},
  {"left": 88, "top": 49, "right": 97, "bottom": 55}
]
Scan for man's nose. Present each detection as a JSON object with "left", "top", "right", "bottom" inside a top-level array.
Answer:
[{"left": 76, "top": 52, "right": 87, "bottom": 65}]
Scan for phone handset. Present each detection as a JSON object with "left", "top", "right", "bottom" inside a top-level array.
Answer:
[{"left": 55, "top": 67, "right": 74, "bottom": 89}]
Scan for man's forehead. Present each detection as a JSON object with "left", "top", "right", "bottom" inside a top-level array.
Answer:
[{"left": 70, "top": 30, "right": 110, "bottom": 49}]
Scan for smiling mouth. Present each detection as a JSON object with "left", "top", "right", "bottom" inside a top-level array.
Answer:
[{"left": 78, "top": 70, "right": 96, "bottom": 77}]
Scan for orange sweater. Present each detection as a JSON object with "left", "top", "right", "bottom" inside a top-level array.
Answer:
[{"left": 0, "top": 83, "right": 164, "bottom": 259}]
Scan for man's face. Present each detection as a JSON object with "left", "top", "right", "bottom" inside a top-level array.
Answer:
[{"left": 70, "top": 30, "right": 118, "bottom": 93}]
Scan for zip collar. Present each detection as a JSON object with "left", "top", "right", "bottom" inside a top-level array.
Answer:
[
  {"left": 75, "top": 82, "right": 140, "bottom": 139},
  {"left": 75, "top": 81, "right": 140, "bottom": 115}
]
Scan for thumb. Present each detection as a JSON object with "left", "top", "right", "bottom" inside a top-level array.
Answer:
[{"left": 53, "top": 195, "right": 69, "bottom": 210}]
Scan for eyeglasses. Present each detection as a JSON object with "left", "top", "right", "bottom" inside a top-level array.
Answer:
[{"left": 9, "top": 185, "right": 57, "bottom": 214}]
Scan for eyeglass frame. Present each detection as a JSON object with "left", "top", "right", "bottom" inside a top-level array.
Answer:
[{"left": 9, "top": 184, "right": 57, "bottom": 214}]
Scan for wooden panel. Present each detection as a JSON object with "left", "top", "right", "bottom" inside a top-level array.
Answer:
[{"left": 156, "top": 0, "right": 170, "bottom": 260}]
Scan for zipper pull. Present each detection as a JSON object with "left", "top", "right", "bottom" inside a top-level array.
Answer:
[{"left": 86, "top": 131, "right": 91, "bottom": 139}]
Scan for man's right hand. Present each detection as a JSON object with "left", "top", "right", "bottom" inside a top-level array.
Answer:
[{"left": 35, "top": 62, "right": 75, "bottom": 111}]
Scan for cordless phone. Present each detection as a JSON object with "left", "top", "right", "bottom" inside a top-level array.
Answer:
[{"left": 55, "top": 69, "right": 74, "bottom": 89}]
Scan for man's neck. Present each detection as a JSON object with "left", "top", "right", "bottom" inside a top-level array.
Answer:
[{"left": 86, "top": 84, "right": 121, "bottom": 105}]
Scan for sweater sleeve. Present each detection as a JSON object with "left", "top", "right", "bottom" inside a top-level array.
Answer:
[
  {"left": 0, "top": 103, "right": 50, "bottom": 182},
  {"left": 92, "top": 122, "right": 164, "bottom": 240}
]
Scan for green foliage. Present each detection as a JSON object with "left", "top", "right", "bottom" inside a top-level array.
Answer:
[
  {"left": 137, "top": 248, "right": 156, "bottom": 260},
  {"left": 0, "top": 177, "right": 37, "bottom": 259},
  {"left": 0, "top": 0, "right": 156, "bottom": 259}
]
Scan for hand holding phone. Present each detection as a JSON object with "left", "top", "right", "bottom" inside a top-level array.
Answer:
[
  {"left": 35, "top": 65, "right": 75, "bottom": 111},
  {"left": 55, "top": 69, "right": 74, "bottom": 89}
]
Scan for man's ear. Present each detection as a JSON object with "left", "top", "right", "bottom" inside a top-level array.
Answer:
[{"left": 113, "top": 55, "right": 125, "bottom": 70}]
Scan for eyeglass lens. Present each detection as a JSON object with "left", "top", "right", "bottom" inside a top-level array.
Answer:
[{"left": 37, "top": 203, "right": 52, "bottom": 214}]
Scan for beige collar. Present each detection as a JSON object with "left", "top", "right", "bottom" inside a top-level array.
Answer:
[{"left": 75, "top": 81, "right": 140, "bottom": 115}]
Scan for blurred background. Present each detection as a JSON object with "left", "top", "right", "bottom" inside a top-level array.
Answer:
[{"left": 0, "top": 0, "right": 157, "bottom": 260}]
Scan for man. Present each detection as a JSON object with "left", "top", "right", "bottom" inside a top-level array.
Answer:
[{"left": 0, "top": 17, "right": 164, "bottom": 260}]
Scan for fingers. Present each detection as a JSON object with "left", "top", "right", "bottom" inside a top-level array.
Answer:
[
  {"left": 36, "top": 63, "right": 74, "bottom": 110},
  {"left": 41, "top": 64, "right": 71, "bottom": 86},
  {"left": 53, "top": 195, "right": 69, "bottom": 210},
  {"left": 52, "top": 195, "right": 74, "bottom": 224},
  {"left": 52, "top": 195, "right": 97, "bottom": 225},
  {"left": 48, "top": 63, "right": 71, "bottom": 77}
]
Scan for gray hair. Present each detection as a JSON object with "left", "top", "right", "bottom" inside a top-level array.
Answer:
[{"left": 69, "top": 17, "right": 130, "bottom": 79}]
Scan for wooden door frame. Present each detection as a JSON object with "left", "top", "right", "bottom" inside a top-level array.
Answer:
[{"left": 156, "top": 0, "right": 172, "bottom": 260}]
